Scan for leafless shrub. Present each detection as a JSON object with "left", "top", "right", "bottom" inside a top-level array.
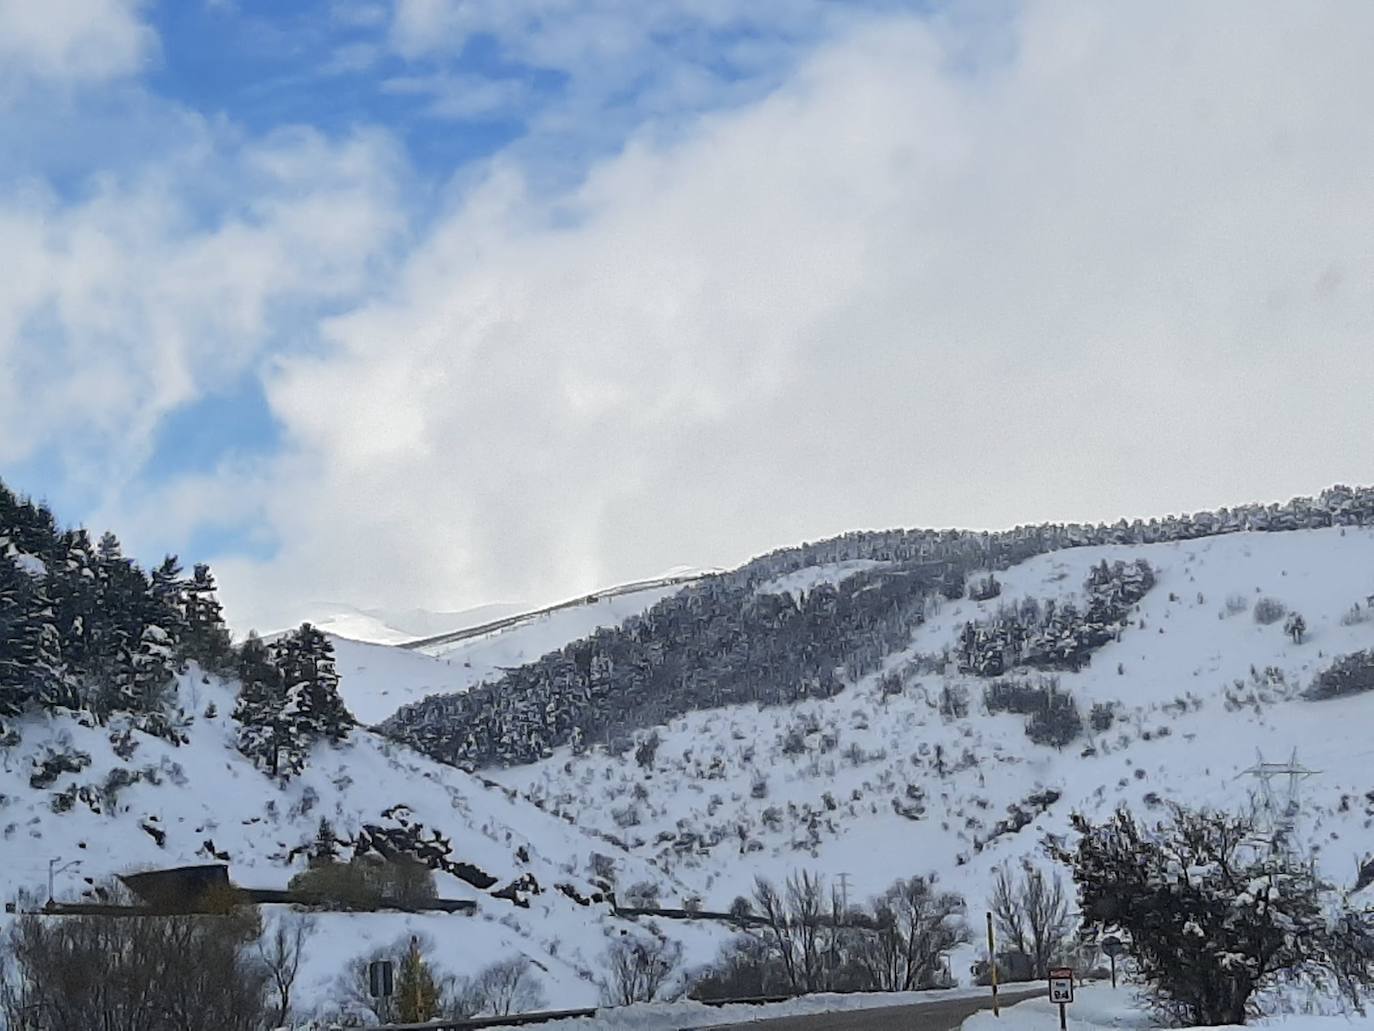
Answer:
[
  {"left": 0, "top": 892, "right": 268, "bottom": 1030},
  {"left": 989, "top": 862, "right": 1072, "bottom": 979},
  {"left": 602, "top": 935, "right": 683, "bottom": 1005},
  {"left": 1254, "top": 596, "right": 1287, "bottom": 625},
  {"left": 258, "top": 912, "right": 315, "bottom": 1027}
]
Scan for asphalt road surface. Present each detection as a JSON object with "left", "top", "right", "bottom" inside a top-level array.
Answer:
[{"left": 704, "top": 985, "right": 1045, "bottom": 1031}]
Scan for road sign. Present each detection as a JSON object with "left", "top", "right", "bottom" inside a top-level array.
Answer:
[
  {"left": 1049, "top": 967, "right": 1074, "bottom": 1004},
  {"left": 1049, "top": 967, "right": 1074, "bottom": 1031},
  {"left": 368, "top": 959, "right": 394, "bottom": 998},
  {"left": 1102, "top": 936, "right": 1124, "bottom": 988}
]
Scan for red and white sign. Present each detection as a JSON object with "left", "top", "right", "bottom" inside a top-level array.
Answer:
[{"left": 1049, "top": 967, "right": 1075, "bottom": 1004}]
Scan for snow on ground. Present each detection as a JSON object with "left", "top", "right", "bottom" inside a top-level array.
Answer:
[
  {"left": 328, "top": 582, "right": 692, "bottom": 723},
  {"left": 963, "top": 984, "right": 1372, "bottom": 1031},
  {"left": 485, "top": 983, "right": 1042, "bottom": 1031},
  {"left": 494, "top": 528, "right": 1374, "bottom": 930},
  {"left": 0, "top": 672, "right": 721, "bottom": 1019},
  {"left": 756, "top": 560, "right": 890, "bottom": 596},
  {"left": 10, "top": 527, "right": 1374, "bottom": 1021},
  {"left": 417, "top": 584, "right": 687, "bottom": 663},
  {"left": 291, "top": 601, "right": 530, "bottom": 646},
  {"left": 330, "top": 635, "right": 491, "bottom": 725}
]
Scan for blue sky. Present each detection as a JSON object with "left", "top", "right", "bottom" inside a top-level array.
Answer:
[
  {"left": 4, "top": 1, "right": 1373, "bottom": 632},
  {"left": 3, "top": 0, "right": 881, "bottom": 541}
]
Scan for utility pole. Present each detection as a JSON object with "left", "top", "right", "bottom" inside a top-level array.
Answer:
[
  {"left": 987, "top": 911, "right": 1000, "bottom": 1017},
  {"left": 837, "top": 872, "right": 851, "bottom": 920}
]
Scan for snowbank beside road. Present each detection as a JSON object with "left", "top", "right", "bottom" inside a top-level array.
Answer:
[
  {"left": 964, "top": 985, "right": 1372, "bottom": 1031},
  {"left": 481, "top": 984, "right": 1037, "bottom": 1031}
]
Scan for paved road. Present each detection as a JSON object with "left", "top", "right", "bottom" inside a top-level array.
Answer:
[{"left": 704, "top": 985, "right": 1044, "bottom": 1031}]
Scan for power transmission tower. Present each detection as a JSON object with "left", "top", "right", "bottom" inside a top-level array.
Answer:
[
  {"left": 1239, "top": 748, "right": 1318, "bottom": 851},
  {"left": 837, "top": 872, "right": 852, "bottom": 921}
]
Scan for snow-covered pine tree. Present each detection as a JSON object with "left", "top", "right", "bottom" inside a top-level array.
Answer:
[
  {"left": 149, "top": 555, "right": 188, "bottom": 652},
  {"left": 234, "top": 632, "right": 289, "bottom": 776},
  {"left": 0, "top": 549, "right": 72, "bottom": 735},
  {"left": 181, "top": 563, "right": 233, "bottom": 672},
  {"left": 50, "top": 528, "right": 100, "bottom": 676},
  {"left": 275, "top": 623, "right": 352, "bottom": 748}
]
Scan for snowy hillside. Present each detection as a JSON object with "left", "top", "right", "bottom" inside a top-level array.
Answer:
[
  {"left": 0, "top": 669, "right": 717, "bottom": 1013},
  {"left": 8, "top": 477, "right": 1374, "bottom": 1022},
  {"left": 331, "top": 580, "right": 697, "bottom": 723},
  {"left": 491, "top": 528, "right": 1374, "bottom": 928},
  {"left": 300, "top": 601, "right": 530, "bottom": 647}
]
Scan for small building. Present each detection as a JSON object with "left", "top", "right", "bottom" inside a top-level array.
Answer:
[{"left": 119, "top": 864, "right": 230, "bottom": 912}]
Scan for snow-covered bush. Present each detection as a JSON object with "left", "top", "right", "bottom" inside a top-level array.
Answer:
[
  {"left": 1340, "top": 604, "right": 1370, "bottom": 626},
  {"left": 1254, "top": 596, "right": 1287, "bottom": 625},
  {"left": 621, "top": 880, "right": 661, "bottom": 908},
  {"left": 1089, "top": 702, "right": 1115, "bottom": 732},
  {"left": 1304, "top": 651, "right": 1374, "bottom": 701},
  {"left": 1056, "top": 804, "right": 1374, "bottom": 1026},
  {"left": 1025, "top": 695, "right": 1083, "bottom": 749}
]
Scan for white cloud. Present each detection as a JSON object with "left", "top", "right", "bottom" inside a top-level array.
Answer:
[
  {"left": 0, "top": 125, "right": 408, "bottom": 500},
  {"left": 0, "top": 0, "right": 156, "bottom": 89},
  {"left": 205, "top": 2, "right": 1374, "bottom": 633},
  {"left": 381, "top": 71, "right": 529, "bottom": 120}
]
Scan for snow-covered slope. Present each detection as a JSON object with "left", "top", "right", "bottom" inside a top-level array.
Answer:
[
  {"left": 299, "top": 601, "right": 530, "bottom": 646},
  {"left": 329, "top": 580, "right": 700, "bottom": 723},
  {"left": 329, "top": 635, "right": 491, "bottom": 724},
  {"left": 0, "top": 672, "right": 715, "bottom": 1014},
  {"left": 491, "top": 528, "right": 1374, "bottom": 928}
]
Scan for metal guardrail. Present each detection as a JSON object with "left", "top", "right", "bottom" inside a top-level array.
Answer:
[
  {"left": 366, "top": 1007, "right": 597, "bottom": 1030},
  {"left": 360, "top": 995, "right": 795, "bottom": 1031}
]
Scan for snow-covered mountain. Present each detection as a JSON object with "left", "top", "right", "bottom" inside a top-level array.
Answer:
[
  {"left": 488, "top": 527, "right": 1374, "bottom": 917},
  {"left": 7, "top": 479, "right": 1374, "bottom": 1022},
  {"left": 329, "top": 576, "right": 705, "bottom": 723}
]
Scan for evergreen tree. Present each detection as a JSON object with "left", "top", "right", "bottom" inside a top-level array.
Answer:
[
  {"left": 50, "top": 529, "right": 100, "bottom": 675},
  {"left": 181, "top": 564, "right": 233, "bottom": 672},
  {"left": 233, "top": 633, "right": 290, "bottom": 776},
  {"left": 309, "top": 817, "right": 339, "bottom": 867},
  {"left": 0, "top": 551, "right": 71, "bottom": 733},
  {"left": 275, "top": 624, "right": 352, "bottom": 747},
  {"left": 395, "top": 936, "right": 440, "bottom": 1022},
  {"left": 149, "top": 555, "right": 188, "bottom": 649}
]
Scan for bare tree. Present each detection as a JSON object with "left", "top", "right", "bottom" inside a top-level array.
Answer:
[
  {"left": 990, "top": 865, "right": 1028, "bottom": 960},
  {"left": 857, "top": 876, "right": 968, "bottom": 991},
  {"left": 752, "top": 872, "right": 868, "bottom": 994},
  {"left": 258, "top": 912, "right": 315, "bottom": 1026},
  {"left": 603, "top": 935, "right": 683, "bottom": 1005},
  {"left": 1, "top": 903, "right": 268, "bottom": 1030},
  {"left": 753, "top": 875, "right": 800, "bottom": 992},
  {"left": 990, "top": 862, "right": 1071, "bottom": 979},
  {"left": 1023, "top": 865, "right": 1071, "bottom": 978},
  {"left": 469, "top": 956, "right": 546, "bottom": 1017}
]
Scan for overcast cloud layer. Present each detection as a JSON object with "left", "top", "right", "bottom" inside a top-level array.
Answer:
[{"left": 5, "top": 2, "right": 1374, "bottom": 633}]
